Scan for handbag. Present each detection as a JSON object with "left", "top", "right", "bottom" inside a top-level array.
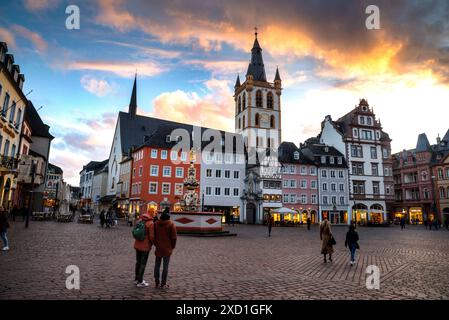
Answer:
[
  {"left": 356, "top": 243, "right": 360, "bottom": 250},
  {"left": 328, "top": 235, "right": 336, "bottom": 246}
]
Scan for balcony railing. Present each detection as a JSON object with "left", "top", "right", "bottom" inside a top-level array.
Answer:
[{"left": 0, "top": 155, "right": 19, "bottom": 171}]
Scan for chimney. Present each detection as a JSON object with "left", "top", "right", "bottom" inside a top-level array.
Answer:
[{"left": 437, "top": 134, "right": 441, "bottom": 145}]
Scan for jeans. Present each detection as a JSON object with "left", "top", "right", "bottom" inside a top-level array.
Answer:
[
  {"left": 154, "top": 256, "right": 171, "bottom": 286},
  {"left": 349, "top": 243, "right": 357, "bottom": 262},
  {"left": 1, "top": 231, "right": 8, "bottom": 248},
  {"left": 135, "top": 250, "right": 149, "bottom": 283}
]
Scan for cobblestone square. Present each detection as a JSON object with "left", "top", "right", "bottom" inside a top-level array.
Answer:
[{"left": 1, "top": 220, "right": 448, "bottom": 300}]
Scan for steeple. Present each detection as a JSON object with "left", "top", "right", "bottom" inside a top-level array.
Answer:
[
  {"left": 246, "top": 28, "right": 267, "bottom": 82},
  {"left": 129, "top": 73, "right": 137, "bottom": 117},
  {"left": 274, "top": 66, "right": 281, "bottom": 81},
  {"left": 234, "top": 74, "right": 241, "bottom": 89}
]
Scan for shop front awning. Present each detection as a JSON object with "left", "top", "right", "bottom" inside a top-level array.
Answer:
[
  {"left": 99, "top": 195, "right": 116, "bottom": 203},
  {"left": 270, "top": 207, "right": 297, "bottom": 214}
]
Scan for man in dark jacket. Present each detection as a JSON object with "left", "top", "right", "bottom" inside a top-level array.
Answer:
[
  {"left": 345, "top": 224, "right": 359, "bottom": 266},
  {"left": 153, "top": 208, "right": 177, "bottom": 289},
  {"left": 306, "top": 217, "right": 311, "bottom": 231},
  {"left": 0, "top": 207, "right": 10, "bottom": 251}
]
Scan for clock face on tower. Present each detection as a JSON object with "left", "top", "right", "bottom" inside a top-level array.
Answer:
[{"left": 260, "top": 113, "right": 270, "bottom": 125}]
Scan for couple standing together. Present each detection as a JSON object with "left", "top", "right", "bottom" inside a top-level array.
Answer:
[
  {"left": 320, "top": 218, "right": 359, "bottom": 265},
  {"left": 134, "top": 207, "right": 177, "bottom": 288}
]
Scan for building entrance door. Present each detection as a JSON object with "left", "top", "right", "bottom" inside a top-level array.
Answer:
[{"left": 246, "top": 203, "right": 256, "bottom": 224}]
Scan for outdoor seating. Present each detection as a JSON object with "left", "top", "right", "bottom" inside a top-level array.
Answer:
[
  {"left": 78, "top": 214, "right": 93, "bottom": 224},
  {"left": 56, "top": 212, "right": 74, "bottom": 223}
]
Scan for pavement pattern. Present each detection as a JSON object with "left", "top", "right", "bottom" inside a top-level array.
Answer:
[{"left": 1, "top": 218, "right": 448, "bottom": 300}]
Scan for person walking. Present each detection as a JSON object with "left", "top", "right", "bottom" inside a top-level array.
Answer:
[
  {"left": 320, "top": 218, "right": 334, "bottom": 263},
  {"left": 267, "top": 213, "right": 274, "bottom": 237},
  {"left": 444, "top": 218, "right": 449, "bottom": 230},
  {"left": 306, "top": 217, "right": 311, "bottom": 231},
  {"left": 133, "top": 209, "right": 155, "bottom": 288},
  {"left": 0, "top": 207, "right": 10, "bottom": 251},
  {"left": 345, "top": 224, "right": 359, "bottom": 266},
  {"left": 99, "top": 210, "right": 105, "bottom": 228},
  {"left": 424, "top": 219, "right": 428, "bottom": 229},
  {"left": 153, "top": 207, "right": 177, "bottom": 289},
  {"left": 400, "top": 217, "right": 406, "bottom": 230}
]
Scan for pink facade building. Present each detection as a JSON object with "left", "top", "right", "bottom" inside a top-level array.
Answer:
[{"left": 279, "top": 142, "right": 319, "bottom": 224}]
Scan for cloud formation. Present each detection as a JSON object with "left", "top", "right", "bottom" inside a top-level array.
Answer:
[
  {"left": 80, "top": 75, "right": 116, "bottom": 97},
  {"left": 152, "top": 78, "right": 234, "bottom": 131},
  {"left": 11, "top": 25, "right": 48, "bottom": 53},
  {"left": 67, "top": 60, "right": 165, "bottom": 78},
  {"left": 23, "top": 0, "right": 59, "bottom": 11}
]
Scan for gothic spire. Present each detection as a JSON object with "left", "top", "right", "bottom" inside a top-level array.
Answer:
[
  {"left": 246, "top": 29, "right": 267, "bottom": 82},
  {"left": 234, "top": 73, "right": 241, "bottom": 89},
  {"left": 274, "top": 66, "right": 281, "bottom": 81},
  {"left": 129, "top": 73, "right": 137, "bottom": 117}
]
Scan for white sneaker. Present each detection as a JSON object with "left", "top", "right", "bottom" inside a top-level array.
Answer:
[
  {"left": 350, "top": 261, "right": 354, "bottom": 266},
  {"left": 136, "top": 280, "right": 149, "bottom": 288},
  {"left": 2, "top": 246, "right": 9, "bottom": 251}
]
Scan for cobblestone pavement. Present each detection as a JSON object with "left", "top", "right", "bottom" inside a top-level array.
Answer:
[{"left": 1, "top": 218, "right": 448, "bottom": 300}]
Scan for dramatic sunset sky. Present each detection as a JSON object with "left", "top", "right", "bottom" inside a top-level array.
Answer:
[{"left": 1, "top": 0, "right": 449, "bottom": 185}]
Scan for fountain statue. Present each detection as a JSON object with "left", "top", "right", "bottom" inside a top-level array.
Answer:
[{"left": 181, "top": 149, "right": 200, "bottom": 211}]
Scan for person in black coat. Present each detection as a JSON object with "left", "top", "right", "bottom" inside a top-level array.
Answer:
[
  {"left": 0, "top": 207, "right": 10, "bottom": 251},
  {"left": 99, "top": 210, "right": 105, "bottom": 228},
  {"left": 345, "top": 224, "right": 359, "bottom": 266}
]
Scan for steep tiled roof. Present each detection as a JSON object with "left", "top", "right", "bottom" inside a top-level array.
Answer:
[
  {"left": 25, "top": 101, "right": 54, "bottom": 139},
  {"left": 278, "top": 141, "right": 314, "bottom": 165}
]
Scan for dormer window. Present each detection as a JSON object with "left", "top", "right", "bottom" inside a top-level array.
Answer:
[
  {"left": 359, "top": 116, "right": 365, "bottom": 125},
  {"left": 321, "top": 156, "right": 326, "bottom": 164},
  {"left": 166, "top": 135, "right": 171, "bottom": 142},
  {"left": 324, "top": 147, "right": 329, "bottom": 153},
  {"left": 367, "top": 117, "right": 372, "bottom": 125},
  {"left": 293, "top": 151, "right": 299, "bottom": 160},
  {"left": 338, "top": 157, "right": 343, "bottom": 164}
]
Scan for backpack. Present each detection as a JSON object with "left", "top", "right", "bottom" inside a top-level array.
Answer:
[{"left": 132, "top": 220, "right": 146, "bottom": 241}]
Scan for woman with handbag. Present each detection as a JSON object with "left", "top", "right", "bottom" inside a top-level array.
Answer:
[
  {"left": 345, "top": 224, "right": 359, "bottom": 266},
  {"left": 320, "top": 218, "right": 334, "bottom": 263}
]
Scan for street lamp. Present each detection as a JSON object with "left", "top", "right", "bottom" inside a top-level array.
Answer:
[{"left": 25, "top": 160, "right": 36, "bottom": 228}]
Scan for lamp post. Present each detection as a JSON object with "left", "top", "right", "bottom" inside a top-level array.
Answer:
[
  {"left": 25, "top": 160, "right": 36, "bottom": 228},
  {"left": 431, "top": 175, "right": 437, "bottom": 223}
]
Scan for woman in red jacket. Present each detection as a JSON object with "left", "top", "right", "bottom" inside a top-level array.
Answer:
[
  {"left": 134, "top": 209, "right": 155, "bottom": 288},
  {"left": 153, "top": 208, "right": 177, "bottom": 289}
]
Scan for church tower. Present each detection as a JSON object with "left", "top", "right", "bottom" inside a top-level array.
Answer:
[{"left": 234, "top": 30, "right": 282, "bottom": 154}]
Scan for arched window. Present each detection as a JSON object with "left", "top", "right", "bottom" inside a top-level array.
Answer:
[
  {"left": 242, "top": 115, "right": 246, "bottom": 128},
  {"left": 440, "top": 187, "right": 446, "bottom": 199},
  {"left": 256, "top": 90, "right": 262, "bottom": 107},
  {"left": 255, "top": 113, "right": 260, "bottom": 126},
  {"left": 238, "top": 96, "right": 241, "bottom": 113},
  {"left": 270, "top": 115, "right": 275, "bottom": 128},
  {"left": 238, "top": 118, "right": 241, "bottom": 129},
  {"left": 242, "top": 93, "right": 246, "bottom": 109},
  {"left": 267, "top": 92, "right": 273, "bottom": 109}
]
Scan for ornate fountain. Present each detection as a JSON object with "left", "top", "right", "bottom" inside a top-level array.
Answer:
[{"left": 170, "top": 149, "right": 235, "bottom": 236}]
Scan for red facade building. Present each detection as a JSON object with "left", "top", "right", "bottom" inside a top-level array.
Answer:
[{"left": 130, "top": 143, "right": 200, "bottom": 216}]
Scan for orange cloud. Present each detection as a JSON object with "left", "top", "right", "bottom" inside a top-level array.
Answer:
[
  {"left": 151, "top": 78, "right": 234, "bottom": 131},
  {"left": 11, "top": 25, "right": 48, "bottom": 53},
  {"left": 0, "top": 27, "right": 16, "bottom": 48},
  {"left": 184, "top": 60, "right": 247, "bottom": 76},
  {"left": 67, "top": 60, "right": 165, "bottom": 78},
  {"left": 23, "top": 0, "right": 59, "bottom": 11},
  {"left": 80, "top": 75, "right": 117, "bottom": 97}
]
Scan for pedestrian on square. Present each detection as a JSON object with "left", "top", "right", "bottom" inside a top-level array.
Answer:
[
  {"left": 0, "top": 207, "right": 10, "bottom": 251},
  {"left": 345, "top": 224, "right": 359, "bottom": 266},
  {"left": 10, "top": 205, "right": 18, "bottom": 222},
  {"left": 153, "top": 207, "right": 177, "bottom": 289},
  {"left": 433, "top": 219, "right": 438, "bottom": 230},
  {"left": 306, "top": 217, "right": 311, "bottom": 231},
  {"left": 424, "top": 219, "right": 428, "bottom": 229},
  {"left": 429, "top": 219, "right": 432, "bottom": 230},
  {"left": 267, "top": 213, "right": 274, "bottom": 237},
  {"left": 445, "top": 219, "right": 449, "bottom": 230},
  {"left": 320, "top": 218, "right": 334, "bottom": 263},
  {"left": 100, "top": 210, "right": 105, "bottom": 228},
  {"left": 400, "top": 217, "right": 406, "bottom": 230},
  {"left": 134, "top": 209, "right": 155, "bottom": 288}
]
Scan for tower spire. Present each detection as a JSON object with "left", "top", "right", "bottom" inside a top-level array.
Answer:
[
  {"left": 246, "top": 28, "right": 266, "bottom": 82},
  {"left": 129, "top": 73, "right": 137, "bottom": 118}
]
